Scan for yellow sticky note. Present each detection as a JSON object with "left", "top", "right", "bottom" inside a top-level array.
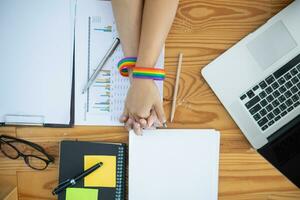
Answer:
[{"left": 84, "top": 155, "right": 116, "bottom": 187}]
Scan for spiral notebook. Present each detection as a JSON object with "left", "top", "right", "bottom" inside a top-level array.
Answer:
[{"left": 58, "top": 141, "right": 126, "bottom": 200}]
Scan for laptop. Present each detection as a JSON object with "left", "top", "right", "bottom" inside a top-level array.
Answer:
[{"left": 202, "top": 1, "right": 300, "bottom": 188}]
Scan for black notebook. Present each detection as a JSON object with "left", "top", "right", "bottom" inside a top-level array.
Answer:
[{"left": 58, "top": 141, "right": 126, "bottom": 200}]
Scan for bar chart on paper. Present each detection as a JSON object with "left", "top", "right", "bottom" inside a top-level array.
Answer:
[
  {"left": 88, "top": 70, "right": 111, "bottom": 113},
  {"left": 75, "top": 0, "right": 164, "bottom": 126}
]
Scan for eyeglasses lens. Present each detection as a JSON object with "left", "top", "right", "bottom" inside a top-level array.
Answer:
[
  {"left": 1, "top": 142, "right": 19, "bottom": 159},
  {"left": 26, "top": 155, "right": 48, "bottom": 170},
  {"left": 13, "top": 142, "right": 49, "bottom": 159}
]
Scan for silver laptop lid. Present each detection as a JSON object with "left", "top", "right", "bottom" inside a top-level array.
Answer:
[{"left": 202, "top": 1, "right": 300, "bottom": 149}]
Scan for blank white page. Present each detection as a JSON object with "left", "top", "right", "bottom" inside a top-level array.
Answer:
[
  {"left": 0, "top": 0, "right": 75, "bottom": 125},
  {"left": 129, "top": 129, "right": 220, "bottom": 200}
]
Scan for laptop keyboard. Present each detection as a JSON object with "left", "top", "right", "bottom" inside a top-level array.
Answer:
[{"left": 240, "top": 54, "right": 300, "bottom": 132}]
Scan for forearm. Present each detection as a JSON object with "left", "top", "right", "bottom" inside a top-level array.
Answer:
[
  {"left": 111, "top": 0, "right": 143, "bottom": 57},
  {"left": 136, "top": 0, "right": 179, "bottom": 68}
]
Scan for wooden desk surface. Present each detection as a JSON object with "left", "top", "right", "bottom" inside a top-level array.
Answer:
[{"left": 1, "top": 0, "right": 299, "bottom": 199}]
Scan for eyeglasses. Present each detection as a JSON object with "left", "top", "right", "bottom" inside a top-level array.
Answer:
[{"left": 0, "top": 135, "right": 54, "bottom": 170}]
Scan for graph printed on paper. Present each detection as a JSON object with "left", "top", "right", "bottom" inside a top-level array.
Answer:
[
  {"left": 75, "top": 1, "right": 164, "bottom": 125},
  {"left": 86, "top": 16, "right": 130, "bottom": 122}
]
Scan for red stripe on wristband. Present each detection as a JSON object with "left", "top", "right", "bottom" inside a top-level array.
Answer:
[
  {"left": 132, "top": 67, "right": 165, "bottom": 81},
  {"left": 117, "top": 57, "right": 137, "bottom": 77}
]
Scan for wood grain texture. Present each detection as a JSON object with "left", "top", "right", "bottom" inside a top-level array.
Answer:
[
  {"left": 0, "top": 174, "right": 17, "bottom": 200},
  {"left": 0, "top": 127, "right": 17, "bottom": 137},
  {"left": 0, "top": 126, "right": 17, "bottom": 199},
  {"left": 0, "top": 0, "right": 299, "bottom": 199},
  {"left": 4, "top": 187, "right": 18, "bottom": 200}
]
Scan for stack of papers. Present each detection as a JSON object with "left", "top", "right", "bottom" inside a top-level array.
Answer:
[
  {"left": 0, "top": 0, "right": 75, "bottom": 125},
  {"left": 129, "top": 129, "right": 220, "bottom": 200}
]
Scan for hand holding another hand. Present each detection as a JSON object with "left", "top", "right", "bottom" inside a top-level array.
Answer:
[{"left": 120, "top": 78, "right": 166, "bottom": 135}]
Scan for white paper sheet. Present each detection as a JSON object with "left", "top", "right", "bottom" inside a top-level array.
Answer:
[
  {"left": 74, "top": 0, "right": 164, "bottom": 125},
  {"left": 129, "top": 129, "right": 220, "bottom": 200},
  {"left": 0, "top": 0, "right": 75, "bottom": 125}
]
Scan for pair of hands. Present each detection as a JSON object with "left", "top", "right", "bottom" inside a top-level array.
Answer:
[{"left": 119, "top": 78, "right": 166, "bottom": 135}]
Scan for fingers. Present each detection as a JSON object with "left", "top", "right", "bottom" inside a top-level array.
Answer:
[
  {"left": 119, "top": 108, "right": 129, "bottom": 123},
  {"left": 124, "top": 103, "right": 165, "bottom": 134},
  {"left": 124, "top": 117, "right": 143, "bottom": 135},
  {"left": 139, "top": 118, "right": 148, "bottom": 129},
  {"left": 133, "top": 122, "right": 142, "bottom": 135},
  {"left": 147, "top": 109, "right": 157, "bottom": 128},
  {"left": 153, "top": 117, "right": 163, "bottom": 127},
  {"left": 125, "top": 111, "right": 161, "bottom": 133},
  {"left": 132, "top": 109, "right": 150, "bottom": 129},
  {"left": 126, "top": 114, "right": 143, "bottom": 135},
  {"left": 154, "top": 102, "right": 166, "bottom": 126},
  {"left": 125, "top": 117, "right": 134, "bottom": 131}
]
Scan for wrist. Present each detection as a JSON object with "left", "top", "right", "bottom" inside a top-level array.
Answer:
[
  {"left": 136, "top": 57, "right": 156, "bottom": 68},
  {"left": 117, "top": 57, "right": 165, "bottom": 81},
  {"left": 118, "top": 57, "right": 137, "bottom": 77},
  {"left": 132, "top": 78, "right": 154, "bottom": 86},
  {"left": 132, "top": 67, "right": 165, "bottom": 80}
]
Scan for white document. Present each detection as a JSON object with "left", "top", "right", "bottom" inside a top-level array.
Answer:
[
  {"left": 129, "top": 129, "right": 220, "bottom": 200},
  {"left": 0, "top": 0, "right": 75, "bottom": 125},
  {"left": 74, "top": 0, "right": 164, "bottom": 125}
]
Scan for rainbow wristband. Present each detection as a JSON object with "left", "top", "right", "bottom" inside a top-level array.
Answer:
[
  {"left": 117, "top": 57, "right": 137, "bottom": 77},
  {"left": 132, "top": 67, "right": 166, "bottom": 81}
]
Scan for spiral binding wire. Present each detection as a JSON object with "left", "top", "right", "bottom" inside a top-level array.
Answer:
[{"left": 115, "top": 145, "right": 125, "bottom": 200}]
